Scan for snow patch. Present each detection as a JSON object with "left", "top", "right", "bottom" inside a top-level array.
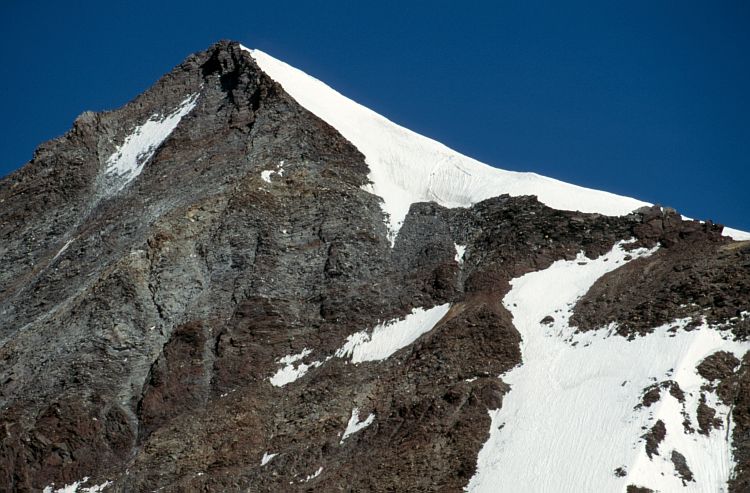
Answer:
[
  {"left": 454, "top": 244, "right": 466, "bottom": 264},
  {"left": 723, "top": 227, "right": 750, "bottom": 241},
  {"left": 269, "top": 305, "right": 450, "bottom": 386},
  {"left": 104, "top": 93, "right": 198, "bottom": 193},
  {"left": 467, "top": 240, "right": 748, "bottom": 492},
  {"left": 261, "top": 452, "right": 277, "bottom": 466},
  {"left": 260, "top": 160, "right": 285, "bottom": 184},
  {"left": 335, "top": 304, "right": 450, "bottom": 363},
  {"left": 269, "top": 348, "right": 322, "bottom": 387},
  {"left": 278, "top": 348, "right": 311, "bottom": 365},
  {"left": 43, "top": 477, "right": 112, "bottom": 493},
  {"left": 340, "top": 407, "right": 375, "bottom": 443},
  {"left": 302, "top": 467, "right": 323, "bottom": 482}
]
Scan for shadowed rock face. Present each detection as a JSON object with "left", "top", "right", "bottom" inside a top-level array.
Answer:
[{"left": 0, "top": 41, "right": 748, "bottom": 492}]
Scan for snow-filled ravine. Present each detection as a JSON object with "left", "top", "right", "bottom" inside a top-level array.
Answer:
[
  {"left": 340, "top": 407, "right": 375, "bottom": 444},
  {"left": 335, "top": 303, "right": 451, "bottom": 363},
  {"left": 104, "top": 92, "right": 198, "bottom": 194},
  {"left": 467, "top": 240, "right": 748, "bottom": 493},
  {"left": 243, "top": 46, "right": 749, "bottom": 245},
  {"left": 269, "top": 304, "right": 451, "bottom": 387}
]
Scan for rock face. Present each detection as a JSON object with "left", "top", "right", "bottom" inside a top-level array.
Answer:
[{"left": 0, "top": 41, "right": 748, "bottom": 492}]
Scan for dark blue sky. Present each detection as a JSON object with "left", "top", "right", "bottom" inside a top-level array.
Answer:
[{"left": 1, "top": 1, "right": 748, "bottom": 229}]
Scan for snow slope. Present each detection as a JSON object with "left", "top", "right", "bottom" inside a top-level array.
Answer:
[
  {"left": 269, "top": 304, "right": 451, "bottom": 387},
  {"left": 723, "top": 227, "right": 750, "bottom": 241},
  {"left": 104, "top": 93, "right": 198, "bottom": 193},
  {"left": 467, "top": 241, "right": 748, "bottom": 493},
  {"left": 243, "top": 47, "right": 748, "bottom": 243}
]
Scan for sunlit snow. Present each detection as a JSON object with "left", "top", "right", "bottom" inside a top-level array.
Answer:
[
  {"left": 269, "top": 348, "right": 322, "bottom": 387},
  {"left": 467, "top": 241, "right": 748, "bottom": 492},
  {"left": 260, "top": 170, "right": 274, "bottom": 183},
  {"left": 269, "top": 304, "right": 450, "bottom": 386},
  {"left": 340, "top": 407, "right": 375, "bottom": 444},
  {"left": 723, "top": 227, "right": 750, "bottom": 241},
  {"left": 261, "top": 161, "right": 285, "bottom": 184},
  {"left": 43, "top": 477, "right": 112, "bottom": 493},
  {"left": 261, "top": 452, "right": 277, "bottom": 466},
  {"left": 104, "top": 93, "right": 198, "bottom": 193},
  {"left": 244, "top": 47, "right": 749, "bottom": 244},
  {"left": 302, "top": 466, "right": 323, "bottom": 482},
  {"left": 335, "top": 304, "right": 450, "bottom": 363},
  {"left": 454, "top": 244, "right": 466, "bottom": 264}
]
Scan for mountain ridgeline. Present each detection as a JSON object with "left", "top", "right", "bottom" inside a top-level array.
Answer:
[{"left": 1, "top": 41, "right": 749, "bottom": 492}]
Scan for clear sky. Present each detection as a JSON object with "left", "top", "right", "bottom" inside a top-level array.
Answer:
[{"left": 1, "top": 0, "right": 748, "bottom": 230}]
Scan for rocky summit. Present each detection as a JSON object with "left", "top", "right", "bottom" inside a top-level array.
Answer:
[{"left": 1, "top": 41, "right": 749, "bottom": 493}]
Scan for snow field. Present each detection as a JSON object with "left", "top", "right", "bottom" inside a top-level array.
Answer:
[{"left": 467, "top": 241, "right": 748, "bottom": 492}]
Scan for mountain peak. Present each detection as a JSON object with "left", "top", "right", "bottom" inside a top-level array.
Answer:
[
  {"left": 240, "top": 45, "right": 749, "bottom": 243},
  {"left": 2, "top": 41, "right": 749, "bottom": 493}
]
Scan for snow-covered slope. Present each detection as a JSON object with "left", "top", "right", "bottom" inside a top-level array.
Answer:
[
  {"left": 723, "top": 227, "right": 750, "bottom": 241},
  {"left": 468, "top": 241, "right": 748, "bottom": 492},
  {"left": 335, "top": 304, "right": 451, "bottom": 363},
  {"left": 104, "top": 93, "right": 198, "bottom": 194},
  {"left": 243, "top": 47, "right": 747, "bottom": 243},
  {"left": 269, "top": 304, "right": 451, "bottom": 387}
]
